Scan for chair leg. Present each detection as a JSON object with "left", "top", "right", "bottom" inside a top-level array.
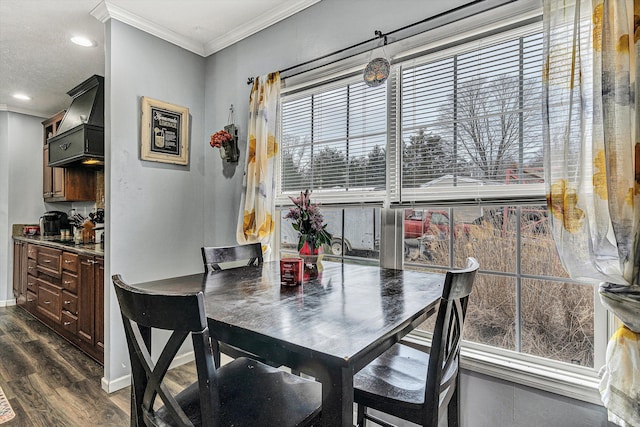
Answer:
[
  {"left": 356, "top": 403, "right": 366, "bottom": 427},
  {"left": 448, "top": 374, "right": 460, "bottom": 427}
]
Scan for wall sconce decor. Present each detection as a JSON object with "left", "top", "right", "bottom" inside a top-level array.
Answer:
[
  {"left": 363, "top": 30, "right": 390, "bottom": 88},
  {"left": 209, "top": 105, "right": 239, "bottom": 163}
]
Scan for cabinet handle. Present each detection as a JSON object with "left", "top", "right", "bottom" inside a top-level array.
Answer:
[
  {"left": 64, "top": 300, "right": 71, "bottom": 305},
  {"left": 43, "top": 300, "right": 51, "bottom": 305},
  {"left": 27, "top": 297, "right": 34, "bottom": 302},
  {"left": 64, "top": 260, "right": 72, "bottom": 264},
  {"left": 64, "top": 280, "right": 71, "bottom": 285},
  {"left": 87, "top": 259, "right": 96, "bottom": 265},
  {"left": 43, "top": 259, "right": 51, "bottom": 264},
  {"left": 28, "top": 266, "right": 34, "bottom": 270},
  {"left": 64, "top": 322, "right": 71, "bottom": 326}
]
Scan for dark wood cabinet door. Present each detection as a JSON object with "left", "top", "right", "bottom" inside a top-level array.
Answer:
[
  {"left": 52, "top": 167, "right": 65, "bottom": 198},
  {"left": 20, "top": 242, "right": 28, "bottom": 303},
  {"left": 13, "top": 241, "right": 28, "bottom": 304},
  {"left": 95, "top": 257, "right": 104, "bottom": 354},
  {"left": 43, "top": 146, "right": 53, "bottom": 198},
  {"left": 78, "top": 255, "right": 96, "bottom": 345},
  {"left": 13, "top": 242, "right": 22, "bottom": 301}
]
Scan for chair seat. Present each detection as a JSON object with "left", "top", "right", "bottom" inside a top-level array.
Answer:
[
  {"left": 153, "top": 357, "right": 322, "bottom": 427},
  {"left": 354, "top": 343, "right": 430, "bottom": 409}
]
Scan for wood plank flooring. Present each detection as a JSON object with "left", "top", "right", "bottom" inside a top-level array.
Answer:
[{"left": 0, "top": 305, "right": 195, "bottom": 427}]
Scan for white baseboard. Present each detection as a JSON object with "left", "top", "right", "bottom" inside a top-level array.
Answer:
[
  {"left": 102, "top": 373, "right": 130, "bottom": 393},
  {"left": 0, "top": 299, "right": 16, "bottom": 307},
  {"left": 101, "top": 350, "right": 196, "bottom": 393}
]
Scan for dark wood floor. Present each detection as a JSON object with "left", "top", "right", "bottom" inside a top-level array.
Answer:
[{"left": 0, "top": 305, "right": 195, "bottom": 427}]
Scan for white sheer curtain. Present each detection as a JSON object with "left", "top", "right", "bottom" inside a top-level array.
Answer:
[
  {"left": 543, "top": 1, "right": 639, "bottom": 425},
  {"left": 236, "top": 72, "right": 281, "bottom": 259}
]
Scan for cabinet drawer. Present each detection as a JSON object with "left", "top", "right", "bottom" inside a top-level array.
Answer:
[
  {"left": 37, "top": 247, "right": 62, "bottom": 278},
  {"left": 26, "top": 274, "right": 38, "bottom": 293},
  {"left": 62, "top": 272, "right": 78, "bottom": 293},
  {"left": 37, "top": 279, "right": 61, "bottom": 323},
  {"left": 62, "top": 252, "right": 79, "bottom": 273},
  {"left": 27, "top": 244, "right": 37, "bottom": 259},
  {"left": 27, "top": 259, "right": 37, "bottom": 276},
  {"left": 26, "top": 290, "right": 37, "bottom": 310},
  {"left": 61, "top": 311, "right": 78, "bottom": 334},
  {"left": 61, "top": 290, "right": 78, "bottom": 315}
]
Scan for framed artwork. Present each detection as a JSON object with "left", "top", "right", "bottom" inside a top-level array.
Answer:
[{"left": 140, "top": 96, "right": 189, "bottom": 165}]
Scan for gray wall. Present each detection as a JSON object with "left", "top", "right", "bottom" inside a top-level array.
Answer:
[
  {"left": 104, "top": 19, "right": 206, "bottom": 387},
  {"left": 460, "top": 370, "right": 609, "bottom": 427},
  {"left": 0, "top": 111, "right": 47, "bottom": 303}
]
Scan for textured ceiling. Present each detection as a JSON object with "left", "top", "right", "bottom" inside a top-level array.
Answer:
[{"left": 0, "top": 0, "right": 320, "bottom": 118}]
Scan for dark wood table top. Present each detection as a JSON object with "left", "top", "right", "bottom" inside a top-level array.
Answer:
[{"left": 132, "top": 260, "right": 444, "bottom": 369}]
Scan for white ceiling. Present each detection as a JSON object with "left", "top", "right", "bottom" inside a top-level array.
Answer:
[{"left": 0, "top": 0, "right": 321, "bottom": 118}]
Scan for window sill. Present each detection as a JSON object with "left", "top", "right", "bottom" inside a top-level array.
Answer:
[{"left": 402, "top": 334, "right": 603, "bottom": 406}]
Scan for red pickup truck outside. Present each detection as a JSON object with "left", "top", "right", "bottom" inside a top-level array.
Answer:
[{"left": 404, "top": 209, "right": 471, "bottom": 240}]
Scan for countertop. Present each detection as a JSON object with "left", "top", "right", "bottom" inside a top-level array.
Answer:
[{"left": 13, "top": 233, "right": 104, "bottom": 256}]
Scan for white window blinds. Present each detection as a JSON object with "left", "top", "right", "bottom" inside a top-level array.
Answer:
[
  {"left": 279, "top": 77, "right": 387, "bottom": 205},
  {"left": 391, "top": 25, "right": 545, "bottom": 205},
  {"left": 279, "top": 23, "right": 545, "bottom": 207}
]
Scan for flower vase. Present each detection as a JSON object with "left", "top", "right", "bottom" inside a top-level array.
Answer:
[{"left": 299, "top": 240, "right": 322, "bottom": 279}]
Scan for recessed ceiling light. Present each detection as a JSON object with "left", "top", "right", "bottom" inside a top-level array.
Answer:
[
  {"left": 71, "top": 36, "right": 97, "bottom": 47},
  {"left": 13, "top": 93, "right": 31, "bottom": 101}
]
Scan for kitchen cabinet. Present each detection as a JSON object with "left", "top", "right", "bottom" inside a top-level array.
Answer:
[
  {"left": 78, "top": 254, "right": 104, "bottom": 359},
  {"left": 42, "top": 111, "right": 96, "bottom": 202},
  {"left": 12, "top": 238, "right": 104, "bottom": 364},
  {"left": 12, "top": 241, "right": 28, "bottom": 305}
]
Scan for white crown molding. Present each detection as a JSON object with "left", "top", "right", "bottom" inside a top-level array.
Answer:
[
  {"left": 91, "top": 1, "right": 207, "bottom": 56},
  {"left": 204, "top": 0, "right": 322, "bottom": 56},
  {"left": 0, "top": 104, "right": 49, "bottom": 118},
  {"left": 91, "top": 0, "right": 321, "bottom": 58}
]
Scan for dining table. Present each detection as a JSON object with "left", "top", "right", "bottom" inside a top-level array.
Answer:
[{"left": 131, "top": 260, "right": 445, "bottom": 427}]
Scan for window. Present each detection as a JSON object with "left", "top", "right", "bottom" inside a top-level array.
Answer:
[
  {"left": 280, "top": 207, "right": 380, "bottom": 261},
  {"left": 279, "top": 78, "right": 387, "bottom": 205},
  {"left": 278, "top": 16, "right": 604, "bottom": 385},
  {"left": 406, "top": 205, "right": 594, "bottom": 367}
]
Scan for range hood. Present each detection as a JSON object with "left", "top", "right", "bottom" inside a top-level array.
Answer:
[{"left": 48, "top": 75, "right": 104, "bottom": 167}]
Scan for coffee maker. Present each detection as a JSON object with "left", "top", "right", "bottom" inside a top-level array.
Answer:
[{"left": 39, "top": 211, "right": 69, "bottom": 236}]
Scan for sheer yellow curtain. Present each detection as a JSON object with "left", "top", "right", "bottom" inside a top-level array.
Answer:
[
  {"left": 236, "top": 72, "right": 281, "bottom": 258},
  {"left": 543, "top": 1, "right": 639, "bottom": 425}
]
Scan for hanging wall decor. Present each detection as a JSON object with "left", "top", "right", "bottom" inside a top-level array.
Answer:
[
  {"left": 140, "top": 96, "right": 190, "bottom": 165},
  {"left": 209, "top": 105, "right": 239, "bottom": 163},
  {"left": 363, "top": 31, "right": 390, "bottom": 87}
]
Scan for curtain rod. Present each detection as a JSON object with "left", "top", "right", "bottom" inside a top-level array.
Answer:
[{"left": 247, "top": 0, "right": 517, "bottom": 85}]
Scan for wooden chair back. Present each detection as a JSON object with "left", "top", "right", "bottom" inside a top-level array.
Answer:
[
  {"left": 201, "top": 243, "right": 263, "bottom": 272},
  {"left": 424, "top": 257, "right": 479, "bottom": 425},
  {"left": 112, "top": 274, "right": 220, "bottom": 427},
  {"left": 200, "top": 243, "right": 272, "bottom": 367}
]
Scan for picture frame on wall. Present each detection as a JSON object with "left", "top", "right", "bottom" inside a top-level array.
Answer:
[{"left": 140, "top": 96, "right": 190, "bottom": 165}]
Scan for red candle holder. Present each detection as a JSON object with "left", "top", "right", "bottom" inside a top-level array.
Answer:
[{"left": 280, "top": 258, "right": 303, "bottom": 286}]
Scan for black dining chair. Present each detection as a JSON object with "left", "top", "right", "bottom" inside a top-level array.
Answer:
[
  {"left": 113, "top": 274, "right": 322, "bottom": 427},
  {"left": 353, "top": 257, "right": 480, "bottom": 427},
  {"left": 200, "top": 243, "right": 274, "bottom": 368},
  {"left": 201, "top": 243, "right": 263, "bottom": 272}
]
